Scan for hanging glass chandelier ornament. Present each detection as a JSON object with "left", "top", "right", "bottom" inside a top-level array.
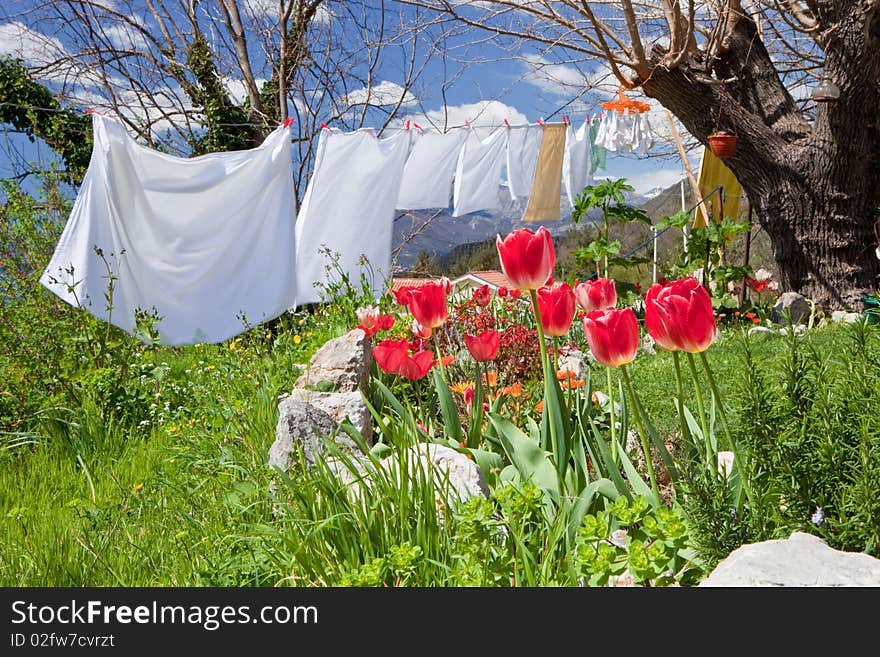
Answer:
[{"left": 810, "top": 74, "right": 841, "bottom": 102}]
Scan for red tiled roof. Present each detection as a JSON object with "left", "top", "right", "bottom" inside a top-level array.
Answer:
[
  {"left": 390, "top": 277, "right": 440, "bottom": 292},
  {"left": 453, "top": 270, "right": 513, "bottom": 289}
]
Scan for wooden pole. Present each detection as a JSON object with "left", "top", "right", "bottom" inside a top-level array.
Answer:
[{"left": 665, "top": 109, "right": 709, "bottom": 226}]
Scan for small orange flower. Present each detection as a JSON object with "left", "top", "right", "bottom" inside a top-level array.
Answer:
[
  {"left": 751, "top": 317, "right": 760, "bottom": 324},
  {"left": 498, "top": 382, "right": 523, "bottom": 397},
  {"left": 556, "top": 370, "right": 576, "bottom": 380},
  {"left": 744, "top": 311, "right": 757, "bottom": 319},
  {"left": 561, "top": 379, "right": 586, "bottom": 390},
  {"left": 535, "top": 400, "right": 545, "bottom": 413},
  {"left": 483, "top": 370, "right": 498, "bottom": 387},
  {"left": 433, "top": 354, "right": 455, "bottom": 367},
  {"left": 450, "top": 381, "right": 475, "bottom": 395}
]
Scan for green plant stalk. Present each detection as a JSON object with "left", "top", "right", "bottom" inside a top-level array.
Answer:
[
  {"left": 671, "top": 352, "right": 691, "bottom": 452},
  {"left": 433, "top": 336, "right": 448, "bottom": 383},
  {"left": 686, "top": 352, "right": 712, "bottom": 469},
  {"left": 529, "top": 289, "right": 550, "bottom": 380},
  {"left": 620, "top": 365, "right": 660, "bottom": 501},
  {"left": 529, "top": 288, "right": 563, "bottom": 475},
  {"left": 698, "top": 350, "right": 733, "bottom": 447},
  {"left": 605, "top": 365, "right": 618, "bottom": 464}
]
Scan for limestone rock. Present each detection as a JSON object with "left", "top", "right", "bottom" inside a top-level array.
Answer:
[
  {"left": 326, "top": 442, "right": 489, "bottom": 506},
  {"left": 772, "top": 292, "right": 812, "bottom": 326},
  {"left": 295, "top": 328, "right": 372, "bottom": 393},
  {"left": 269, "top": 397, "right": 360, "bottom": 472},
  {"left": 698, "top": 532, "right": 880, "bottom": 587},
  {"left": 557, "top": 351, "right": 587, "bottom": 379},
  {"left": 748, "top": 326, "right": 776, "bottom": 337},
  {"left": 831, "top": 310, "right": 861, "bottom": 325},
  {"left": 284, "top": 388, "right": 372, "bottom": 446}
]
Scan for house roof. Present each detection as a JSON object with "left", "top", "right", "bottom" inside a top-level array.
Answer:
[
  {"left": 390, "top": 277, "right": 440, "bottom": 293},
  {"left": 450, "top": 270, "right": 513, "bottom": 289}
]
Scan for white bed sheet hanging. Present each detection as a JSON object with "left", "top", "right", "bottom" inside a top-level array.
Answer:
[
  {"left": 396, "top": 129, "right": 466, "bottom": 210},
  {"left": 295, "top": 128, "right": 410, "bottom": 306},
  {"left": 40, "top": 113, "right": 297, "bottom": 345},
  {"left": 505, "top": 124, "right": 543, "bottom": 200},
  {"left": 562, "top": 119, "right": 592, "bottom": 209},
  {"left": 452, "top": 126, "right": 508, "bottom": 216}
]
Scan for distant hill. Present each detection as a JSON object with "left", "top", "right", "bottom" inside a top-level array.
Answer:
[{"left": 391, "top": 183, "right": 659, "bottom": 273}]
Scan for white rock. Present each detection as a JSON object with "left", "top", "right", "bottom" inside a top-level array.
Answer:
[
  {"left": 748, "top": 326, "right": 776, "bottom": 336},
  {"left": 698, "top": 532, "right": 880, "bottom": 586},
  {"left": 831, "top": 310, "right": 861, "bottom": 324},
  {"left": 295, "top": 328, "right": 372, "bottom": 393},
  {"left": 284, "top": 388, "right": 372, "bottom": 445},
  {"left": 557, "top": 351, "right": 587, "bottom": 379}
]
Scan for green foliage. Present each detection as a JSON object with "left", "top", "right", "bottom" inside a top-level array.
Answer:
[
  {"left": 0, "top": 57, "right": 92, "bottom": 181},
  {"left": 570, "top": 179, "right": 650, "bottom": 278}
]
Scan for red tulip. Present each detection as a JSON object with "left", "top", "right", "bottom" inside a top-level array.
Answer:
[
  {"left": 464, "top": 330, "right": 501, "bottom": 362},
  {"left": 377, "top": 314, "right": 395, "bottom": 331},
  {"left": 473, "top": 284, "right": 492, "bottom": 307},
  {"left": 536, "top": 283, "right": 575, "bottom": 337},
  {"left": 356, "top": 306, "right": 379, "bottom": 330},
  {"left": 582, "top": 308, "right": 639, "bottom": 368},
  {"left": 497, "top": 286, "right": 508, "bottom": 298},
  {"left": 373, "top": 339, "right": 409, "bottom": 374},
  {"left": 408, "top": 281, "right": 448, "bottom": 329},
  {"left": 495, "top": 227, "right": 556, "bottom": 291},
  {"left": 574, "top": 278, "right": 617, "bottom": 312},
  {"left": 463, "top": 386, "right": 475, "bottom": 414},
  {"left": 645, "top": 277, "right": 717, "bottom": 353},
  {"left": 398, "top": 350, "right": 435, "bottom": 380},
  {"left": 510, "top": 289, "right": 522, "bottom": 299},
  {"left": 392, "top": 286, "right": 414, "bottom": 306}
]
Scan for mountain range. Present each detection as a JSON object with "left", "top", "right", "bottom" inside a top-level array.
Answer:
[{"left": 391, "top": 180, "right": 689, "bottom": 270}]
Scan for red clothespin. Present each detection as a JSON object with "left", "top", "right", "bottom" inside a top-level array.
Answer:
[
  {"left": 535, "top": 117, "right": 545, "bottom": 126},
  {"left": 320, "top": 122, "right": 330, "bottom": 130},
  {"left": 503, "top": 118, "right": 510, "bottom": 128},
  {"left": 465, "top": 119, "right": 471, "bottom": 129},
  {"left": 283, "top": 117, "right": 295, "bottom": 128},
  {"left": 86, "top": 108, "right": 102, "bottom": 116},
  {"left": 405, "top": 120, "right": 411, "bottom": 130},
  {"left": 412, "top": 122, "right": 424, "bottom": 133}
]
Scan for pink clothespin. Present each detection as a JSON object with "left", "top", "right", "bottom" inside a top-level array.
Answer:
[
  {"left": 282, "top": 117, "right": 295, "bottom": 128},
  {"left": 86, "top": 108, "right": 103, "bottom": 116},
  {"left": 412, "top": 122, "right": 424, "bottom": 133},
  {"left": 562, "top": 115, "right": 569, "bottom": 125},
  {"left": 405, "top": 120, "right": 411, "bottom": 130},
  {"left": 320, "top": 122, "right": 330, "bottom": 130},
  {"left": 465, "top": 119, "right": 471, "bottom": 129},
  {"left": 535, "top": 117, "right": 545, "bottom": 126},
  {"left": 503, "top": 118, "right": 510, "bottom": 128}
]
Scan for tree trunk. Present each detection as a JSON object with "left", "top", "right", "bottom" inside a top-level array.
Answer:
[{"left": 640, "top": 1, "right": 880, "bottom": 310}]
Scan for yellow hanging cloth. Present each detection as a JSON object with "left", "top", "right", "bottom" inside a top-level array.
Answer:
[
  {"left": 522, "top": 123, "right": 567, "bottom": 222},
  {"left": 694, "top": 147, "right": 743, "bottom": 229}
]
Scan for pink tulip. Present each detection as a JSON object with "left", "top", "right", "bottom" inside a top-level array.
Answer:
[
  {"left": 408, "top": 281, "right": 448, "bottom": 329},
  {"left": 495, "top": 227, "right": 556, "bottom": 291},
  {"left": 645, "top": 277, "right": 717, "bottom": 353},
  {"left": 536, "top": 283, "right": 575, "bottom": 337},
  {"left": 574, "top": 278, "right": 617, "bottom": 312},
  {"left": 582, "top": 308, "right": 639, "bottom": 368}
]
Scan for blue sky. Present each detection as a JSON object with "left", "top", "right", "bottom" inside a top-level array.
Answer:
[{"left": 0, "top": 1, "right": 696, "bottom": 196}]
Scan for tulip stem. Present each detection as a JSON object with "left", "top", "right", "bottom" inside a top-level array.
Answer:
[
  {"left": 605, "top": 365, "right": 618, "bottom": 464},
  {"left": 529, "top": 289, "right": 550, "bottom": 378},
  {"left": 620, "top": 365, "right": 660, "bottom": 501},
  {"left": 699, "top": 350, "right": 732, "bottom": 447},
  {"left": 434, "top": 338, "right": 448, "bottom": 383},
  {"left": 671, "top": 352, "right": 693, "bottom": 459},
  {"left": 686, "top": 352, "right": 712, "bottom": 469}
]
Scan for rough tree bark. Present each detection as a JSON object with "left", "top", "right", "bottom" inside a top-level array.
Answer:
[{"left": 641, "top": 1, "right": 880, "bottom": 309}]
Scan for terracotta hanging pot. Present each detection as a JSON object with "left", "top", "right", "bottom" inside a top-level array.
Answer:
[{"left": 708, "top": 131, "right": 738, "bottom": 158}]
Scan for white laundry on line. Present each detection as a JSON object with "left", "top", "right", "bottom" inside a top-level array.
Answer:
[
  {"left": 452, "top": 127, "right": 508, "bottom": 217},
  {"left": 562, "top": 118, "right": 593, "bottom": 209},
  {"left": 396, "top": 129, "right": 466, "bottom": 210},
  {"left": 505, "top": 124, "right": 543, "bottom": 200},
  {"left": 295, "top": 127, "right": 410, "bottom": 306},
  {"left": 40, "top": 113, "right": 297, "bottom": 345}
]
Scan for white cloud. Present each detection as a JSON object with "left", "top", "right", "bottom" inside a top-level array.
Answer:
[
  {"left": 103, "top": 22, "right": 149, "bottom": 51},
  {"left": 0, "top": 22, "right": 68, "bottom": 66},
  {"left": 522, "top": 54, "right": 592, "bottom": 97},
  {"left": 615, "top": 167, "right": 688, "bottom": 196},
  {"left": 343, "top": 80, "right": 418, "bottom": 109},
  {"left": 404, "top": 100, "right": 528, "bottom": 138},
  {"left": 222, "top": 76, "right": 266, "bottom": 105},
  {"left": 243, "top": 0, "right": 333, "bottom": 23}
]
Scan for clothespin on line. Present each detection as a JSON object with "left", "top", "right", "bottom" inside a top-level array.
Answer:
[
  {"left": 282, "top": 117, "right": 295, "bottom": 128},
  {"left": 465, "top": 119, "right": 471, "bottom": 129},
  {"left": 320, "top": 122, "right": 330, "bottom": 130},
  {"left": 503, "top": 118, "right": 510, "bottom": 128},
  {"left": 411, "top": 121, "right": 424, "bottom": 133},
  {"left": 535, "top": 117, "right": 545, "bottom": 126}
]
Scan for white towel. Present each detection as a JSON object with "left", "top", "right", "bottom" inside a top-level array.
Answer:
[
  {"left": 452, "top": 127, "right": 509, "bottom": 216},
  {"left": 41, "top": 113, "right": 297, "bottom": 345},
  {"left": 295, "top": 128, "right": 410, "bottom": 305},
  {"left": 505, "top": 124, "right": 543, "bottom": 200},
  {"left": 562, "top": 119, "right": 593, "bottom": 209},
  {"left": 396, "top": 129, "right": 466, "bottom": 210}
]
